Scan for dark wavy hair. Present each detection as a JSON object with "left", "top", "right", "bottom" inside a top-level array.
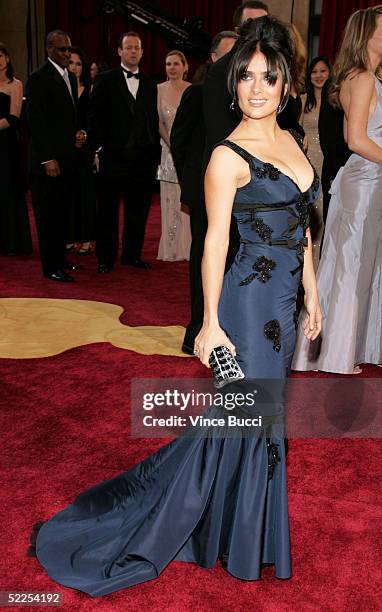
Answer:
[
  {"left": 228, "top": 16, "right": 293, "bottom": 115},
  {"left": 304, "top": 56, "right": 331, "bottom": 113},
  {"left": 330, "top": 6, "right": 382, "bottom": 108},
  {"left": 69, "top": 46, "right": 90, "bottom": 86},
  {"left": 0, "top": 43, "right": 14, "bottom": 82}
]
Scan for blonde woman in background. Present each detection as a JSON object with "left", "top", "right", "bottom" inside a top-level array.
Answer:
[
  {"left": 157, "top": 50, "right": 191, "bottom": 261},
  {"left": 293, "top": 6, "right": 382, "bottom": 374}
]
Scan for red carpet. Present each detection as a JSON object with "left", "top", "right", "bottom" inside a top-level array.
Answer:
[{"left": 0, "top": 197, "right": 381, "bottom": 611}]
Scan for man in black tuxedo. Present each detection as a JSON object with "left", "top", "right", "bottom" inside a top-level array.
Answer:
[
  {"left": 27, "top": 30, "right": 86, "bottom": 281},
  {"left": 203, "top": 1, "right": 269, "bottom": 165},
  {"left": 89, "top": 32, "right": 160, "bottom": 273},
  {"left": 171, "top": 31, "right": 238, "bottom": 355}
]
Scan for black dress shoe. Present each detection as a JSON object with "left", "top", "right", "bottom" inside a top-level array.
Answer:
[
  {"left": 63, "top": 260, "right": 82, "bottom": 271},
  {"left": 122, "top": 258, "right": 151, "bottom": 269},
  {"left": 44, "top": 270, "right": 75, "bottom": 282},
  {"left": 98, "top": 263, "right": 112, "bottom": 274}
]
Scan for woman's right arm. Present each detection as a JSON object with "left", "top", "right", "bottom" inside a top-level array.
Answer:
[
  {"left": 345, "top": 71, "right": 382, "bottom": 163},
  {"left": 194, "top": 146, "right": 242, "bottom": 366}
]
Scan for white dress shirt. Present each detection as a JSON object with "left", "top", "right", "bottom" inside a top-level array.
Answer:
[
  {"left": 48, "top": 57, "right": 74, "bottom": 102},
  {"left": 121, "top": 64, "right": 140, "bottom": 99}
]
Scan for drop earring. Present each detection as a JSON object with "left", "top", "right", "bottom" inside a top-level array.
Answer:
[{"left": 230, "top": 98, "right": 235, "bottom": 110}]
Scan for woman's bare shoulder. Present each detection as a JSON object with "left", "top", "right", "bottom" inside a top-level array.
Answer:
[
  {"left": 208, "top": 143, "right": 247, "bottom": 175},
  {"left": 344, "top": 69, "right": 374, "bottom": 88}
]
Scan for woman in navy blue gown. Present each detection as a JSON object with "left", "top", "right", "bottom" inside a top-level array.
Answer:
[{"left": 30, "top": 17, "right": 322, "bottom": 597}]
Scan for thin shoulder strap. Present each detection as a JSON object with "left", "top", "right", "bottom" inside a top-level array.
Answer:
[
  {"left": 215, "top": 139, "right": 253, "bottom": 164},
  {"left": 288, "top": 129, "right": 304, "bottom": 151}
]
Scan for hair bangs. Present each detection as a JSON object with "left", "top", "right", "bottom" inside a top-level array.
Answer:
[{"left": 228, "top": 37, "right": 291, "bottom": 108}]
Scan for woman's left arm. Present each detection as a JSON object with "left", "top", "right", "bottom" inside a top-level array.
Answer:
[
  {"left": 0, "top": 79, "right": 23, "bottom": 130},
  {"left": 157, "top": 85, "right": 170, "bottom": 147},
  {"left": 301, "top": 227, "right": 322, "bottom": 340}
]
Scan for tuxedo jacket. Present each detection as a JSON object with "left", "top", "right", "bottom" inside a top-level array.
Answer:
[
  {"left": 170, "top": 83, "right": 205, "bottom": 208},
  {"left": 203, "top": 48, "right": 238, "bottom": 169},
  {"left": 26, "top": 60, "right": 79, "bottom": 173},
  {"left": 318, "top": 80, "right": 350, "bottom": 181},
  {"left": 88, "top": 66, "right": 160, "bottom": 177}
]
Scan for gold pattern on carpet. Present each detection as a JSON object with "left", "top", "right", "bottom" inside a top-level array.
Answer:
[{"left": 0, "top": 298, "right": 188, "bottom": 359}]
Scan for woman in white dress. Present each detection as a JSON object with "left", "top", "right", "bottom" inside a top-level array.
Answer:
[
  {"left": 293, "top": 6, "right": 382, "bottom": 375},
  {"left": 157, "top": 50, "right": 191, "bottom": 261},
  {"left": 300, "top": 57, "right": 331, "bottom": 269}
]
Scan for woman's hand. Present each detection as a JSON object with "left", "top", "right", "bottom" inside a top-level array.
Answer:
[
  {"left": 194, "top": 322, "right": 236, "bottom": 367},
  {"left": 303, "top": 291, "right": 322, "bottom": 341}
]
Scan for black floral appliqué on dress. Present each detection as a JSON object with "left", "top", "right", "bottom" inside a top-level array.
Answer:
[
  {"left": 239, "top": 255, "right": 276, "bottom": 286},
  {"left": 264, "top": 319, "right": 282, "bottom": 352}
]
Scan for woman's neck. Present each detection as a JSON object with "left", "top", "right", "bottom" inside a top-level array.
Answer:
[
  {"left": 0, "top": 69, "right": 8, "bottom": 83},
  {"left": 167, "top": 78, "right": 185, "bottom": 90},
  {"left": 237, "top": 113, "right": 279, "bottom": 142}
]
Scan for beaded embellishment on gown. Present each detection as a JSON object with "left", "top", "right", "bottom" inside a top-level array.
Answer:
[
  {"left": 302, "top": 105, "right": 324, "bottom": 270},
  {"left": 157, "top": 98, "right": 191, "bottom": 261}
]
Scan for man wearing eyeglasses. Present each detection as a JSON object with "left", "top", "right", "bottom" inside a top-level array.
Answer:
[{"left": 26, "top": 30, "right": 86, "bottom": 281}]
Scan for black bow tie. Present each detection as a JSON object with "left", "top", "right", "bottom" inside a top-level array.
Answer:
[{"left": 122, "top": 68, "right": 140, "bottom": 79}]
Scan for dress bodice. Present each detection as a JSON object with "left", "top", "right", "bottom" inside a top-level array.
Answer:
[
  {"left": 218, "top": 132, "right": 320, "bottom": 275},
  {"left": 302, "top": 106, "right": 319, "bottom": 143},
  {"left": 158, "top": 97, "right": 177, "bottom": 135},
  {"left": 0, "top": 91, "right": 10, "bottom": 117},
  {"left": 302, "top": 106, "right": 323, "bottom": 173},
  {"left": 367, "top": 73, "right": 382, "bottom": 145}
]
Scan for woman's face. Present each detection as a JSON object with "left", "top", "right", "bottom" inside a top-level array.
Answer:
[
  {"left": 236, "top": 51, "right": 285, "bottom": 120},
  {"left": 368, "top": 14, "right": 382, "bottom": 58},
  {"left": 310, "top": 61, "right": 330, "bottom": 89},
  {"left": 68, "top": 53, "right": 83, "bottom": 79},
  {"left": 0, "top": 51, "right": 9, "bottom": 71},
  {"left": 90, "top": 62, "right": 98, "bottom": 80},
  {"left": 165, "top": 54, "right": 186, "bottom": 80}
]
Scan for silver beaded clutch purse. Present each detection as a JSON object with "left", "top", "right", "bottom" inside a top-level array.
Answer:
[{"left": 209, "top": 345, "right": 245, "bottom": 389}]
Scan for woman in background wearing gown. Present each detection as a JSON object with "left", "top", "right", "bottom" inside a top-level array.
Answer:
[
  {"left": 66, "top": 47, "right": 96, "bottom": 256},
  {"left": 293, "top": 6, "right": 382, "bottom": 375},
  {"left": 300, "top": 57, "right": 331, "bottom": 269},
  {"left": 29, "top": 17, "right": 321, "bottom": 597},
  {"left": 0, "top": 43, "right": 32, "bottom": 255},
  {"left": 157, "top": 50, "right": 191, "bottom": 261}
]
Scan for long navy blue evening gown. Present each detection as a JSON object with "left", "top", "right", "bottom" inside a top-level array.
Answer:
[{"left": 32, "top": 130, "right": 320, "bottom": 596}]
